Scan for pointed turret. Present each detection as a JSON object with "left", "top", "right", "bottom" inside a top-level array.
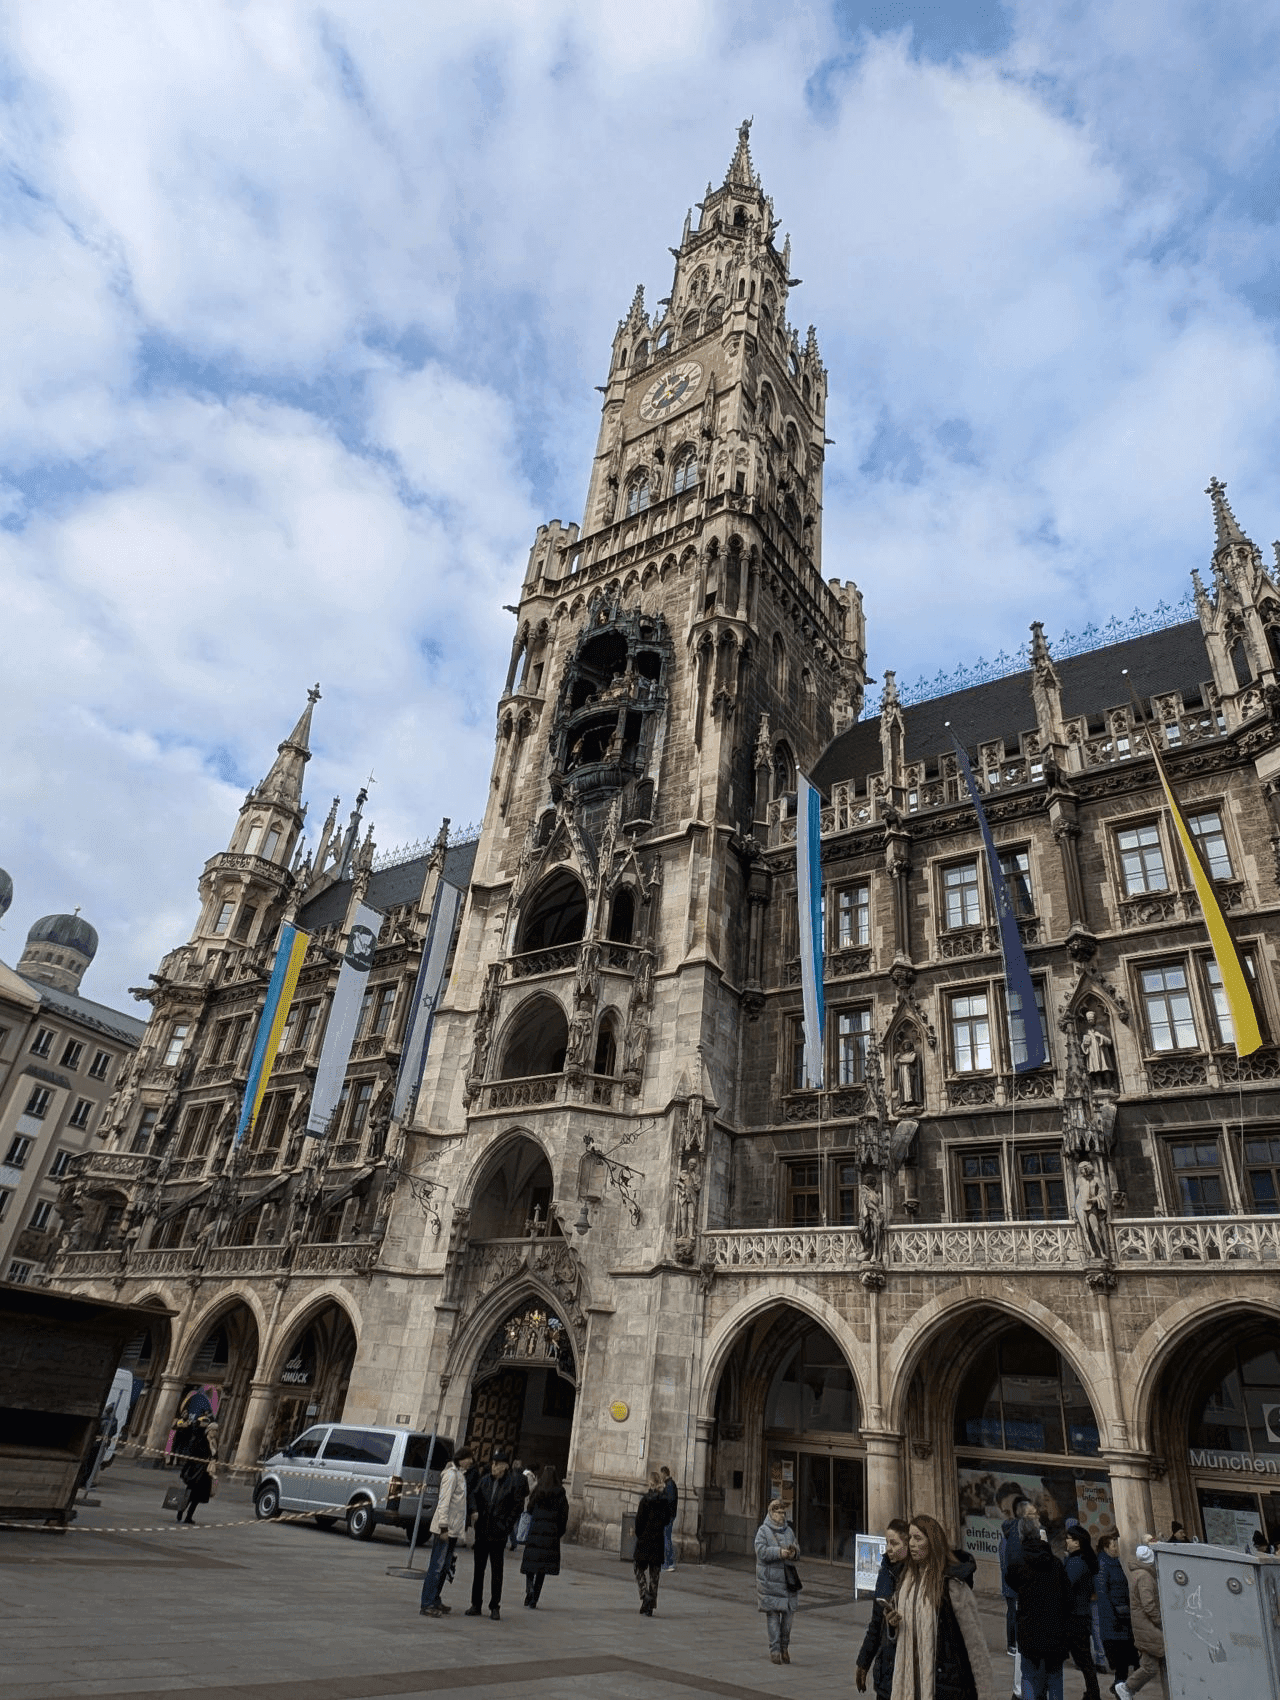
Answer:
[
  {"left": 724, "top": 117, "right": 758, "bottom": 190},
  {"left": 1193, "top": 478, "right": 1280, "bottom": 722},
  {"left": 255, "top": 683, "right": 320, "bottom": 811},
  {"left": 1207, "top": 477, "right": 1247, "bottom": 552},
  {"left": 1029, "top": 621, "right": 1066, "bottom": 751}
]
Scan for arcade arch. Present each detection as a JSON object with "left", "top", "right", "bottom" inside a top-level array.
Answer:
[
  {"left": 517, "top": 870, "right": 587, "bottom": 952},
  {"left": 468, "top": 1134, "right": 558, "bottom": 1240},
  {"left": 462, "top": 1293, "right": 578, "bottom": 1479},
  {"left": 497, "top": 997, "right": 568, "bottom": 1081},
  {"left": 176, "top": 1297, "right": 260, "bottom": 1456},
  {"left": 260, "top": 1298, "right": 359, "bottom": 1459}
]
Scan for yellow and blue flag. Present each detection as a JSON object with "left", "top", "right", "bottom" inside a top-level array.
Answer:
[{"left": 235, "top": 922, "right": 309, "bottom": 1144}]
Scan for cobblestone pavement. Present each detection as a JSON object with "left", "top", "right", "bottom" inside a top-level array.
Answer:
[{"left": 0, "top": 1463, "right": 1105, "bottom": 1700}]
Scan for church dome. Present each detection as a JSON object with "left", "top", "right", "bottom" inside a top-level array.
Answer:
[
  {"left": 26, "top": 912, "right": 99, "bottom": 961},
  {"left": 0, "top": 869, "right": 11, "bottom": 921}
]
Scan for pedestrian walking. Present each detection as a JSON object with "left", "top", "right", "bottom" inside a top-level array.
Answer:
[
  {"left": 1114, "top": 1544, "right": 1164, "bottom": 1700},
  {"left": 856, "top": 1518, "right": 909, "bottom": 1698},
  {"left": 1095, "top": 1534, "right": 1136, "bottom": 1689},
  {"left": 465, "top": 1449, "right": 524, "bottom": 1620},
  {"left": 885, "top": 1512, "right": 995, "bottom": 1700},
  {"left": 633, "top": 1469, "right": 668, "bottom": 1617},
  {"left": 660, "top": 1464, "right": 678, "bottom": 1570},
  {"left": 754, "top": 1498, "right": 801, "bottom": 1665},
  {"left": 997, "top": 1489, "right": 1033, "bottom": 1657},
  {"left": 1062, "top": 1527, "right": 1102, "bottom": 1700},
  {"left": 419, "top": 1444, "right": 474, "bottom": 1618},
  {"left": 507, "top": 1460, "right": 526, "bottom": 1551},
  {"left": 521, "top": 1465, "right": 569, "bottom": 1608},
  {"left": 175, "top": 1417, "right": 217, "bottom": 1525},
  {"left": 1006, "top": 1514, "right": 1071, "bottom": 1700}
]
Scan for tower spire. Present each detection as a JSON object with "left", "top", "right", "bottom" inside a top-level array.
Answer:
[
  {"left": 1206, "top": 477, "right": 1247, "bottom": 551},
  {"left": 724, "top": 117, "right": 757, "bottom": 190},
  {"left": 255, "top": 684, "right": 319, "bottom": 810}
]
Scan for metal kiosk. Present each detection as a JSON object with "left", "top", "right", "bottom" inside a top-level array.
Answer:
[{"left": 1154, "top": 1538, "right": 1280, "bottom": 1697}]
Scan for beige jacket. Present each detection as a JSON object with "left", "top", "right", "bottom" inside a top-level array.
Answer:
[
  {"left": 1129, "top": 1562, "right": 1164, "bottom": 1658},
  {"left": 429, "top": 1461, "right": 468, "bottom": 1538}
]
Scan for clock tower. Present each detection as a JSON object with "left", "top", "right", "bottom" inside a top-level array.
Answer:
[{"left": 360, "top": 122, "right": 867, "bottom": 1549}]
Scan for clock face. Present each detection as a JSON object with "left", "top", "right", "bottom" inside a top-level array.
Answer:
[{"left": 639, "top": 360, "right": 703, "bottom": 422}]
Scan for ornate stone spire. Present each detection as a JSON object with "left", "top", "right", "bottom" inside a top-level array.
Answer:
[
  {"left": 1207, "top": 476, "right": 1247, "bottom": 551},
  {"left": 724, "top": 117, "right": 758, "bottom": 190},
  {"left": 255, "top": 684, "right": 319, "bottom": 811},
  {"left": 626, "top": 283, "right": 647, "bottom": 330}
]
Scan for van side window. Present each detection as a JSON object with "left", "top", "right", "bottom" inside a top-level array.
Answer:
[
  {"left": 288, "top": 1427, "right": 326, "bottom": 1459},
  {"left": 323, "top": 1427, "right": 396, "bottom": 1465},
  {"left": 404, "top": 1433, "right": 452, "bottom": 1470}
]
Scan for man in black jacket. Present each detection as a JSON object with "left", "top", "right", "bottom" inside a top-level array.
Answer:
[
  {"left": 465, "top": 1450, "right": 526, "bottom": 1620},
  {"left": 1007, "top": 1516, "right": 1072, "bottom": 1700}
]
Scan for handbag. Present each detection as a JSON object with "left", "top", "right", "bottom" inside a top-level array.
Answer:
[
  {"left": 208, "top": 1474, "right": 219, "bottom": 1499},
  {"left": 515, "top": 1509, "right": 532, "bottom": 1544},
  {"left": 783, "top": 1561, "right": 803, "bottom": 1593},
  {"left": 163, "top": 1484, "right": 185, "bottom": 1510}
]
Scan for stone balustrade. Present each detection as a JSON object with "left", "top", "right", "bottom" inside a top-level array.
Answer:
[
  {"left": 55, "top": 1240, "right": 374, "bottom": 1281},
  {"left": 1113, "top": 1216, "right": 1280, "bottom": 1264}
]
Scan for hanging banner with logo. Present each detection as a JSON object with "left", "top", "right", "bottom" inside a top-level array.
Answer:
[
  {"left": 392, "top": 878, "right": 465, "bottom": 1123},
  {"left": 306, "top": 903, "right": 382, "bottom": 1137},
  {"left": 795, "top": 771, "right": 825, "bottom": 1089},
  {"left": 235, "top": 923, "right": 309, "bottom": 1145}
]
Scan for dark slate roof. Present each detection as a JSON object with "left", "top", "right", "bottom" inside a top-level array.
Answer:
[
  {"left": 26, "top": 912, "right": 99, "bottom": 959},
  {"left": 299, "top": 839, "right": 478, "bottom": 931},
  {"left": 16, "top": 975, "right": 147, "bottom": 1047},
  {"left": 812, "top": 621, "right": 1212, "bottom": 792}
]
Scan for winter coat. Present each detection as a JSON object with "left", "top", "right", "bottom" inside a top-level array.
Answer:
[
  {"left": 1129, "top": 1560, "right": 1164, "bottom": 1659},
  {"left": 754, "top": 1518, "right": 801, "bottom": 1614},
  {"left": 998, "top": 1516, "right": 1024, "bottom": 1601},
  {"left": 663, "top": 1476, "right": 678, "bottom": 1525},
  {"left": 1063, "top": 1551, "right": 1097, "bottom": 1620},
  {"left": 472, "top": 1469, "right": 524, "bottom": 1542},
  {"left": 856, "top": 1554, "right": 904, "bottom": 1700},
  {"left": 1095, "top": 1550, "right": 1132, "bottom": 1643},
  {"left": 520, "top": 1486, "right": 569, "bottom": 1576},
  {"left": 633, "top": 1488, "right": 668, "bottom": 1567},
  {"left": 888, "top": 1551, "right": 995, "bottom": 1700},
  {"left": 1007, "top": 1535, "right": 1072, "bottom": 1667},
  {"left": 177, "top": 1423, "right": 215, "bottom": 1504},
  {"left": 429, "top": 1460, "right": 469, "bottom": 1538}
]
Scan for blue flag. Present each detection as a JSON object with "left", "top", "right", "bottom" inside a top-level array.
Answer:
[
  {"left": 951, "top": 740, "right": 1046, "bottom": 1073},
  {"left": 796, "top": 772, "right": 825, "bottom": 1089}
]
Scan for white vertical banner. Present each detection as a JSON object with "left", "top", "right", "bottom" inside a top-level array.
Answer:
[
  {"left": 795, "top": 772, "right": 825, "bottom": 1090},
  {"left": 392, "top": 880, "right": 464, "bottom": 1123},
  {"left": 306, "top": 902, "right": 382, "bottom": 1137}
]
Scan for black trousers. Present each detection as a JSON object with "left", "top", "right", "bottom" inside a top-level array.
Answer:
[
  {"left": 1067, "top": 1619, "right": 1102, "bottom": 1700},
  {"left": 1102, "top": 1635, "right": 1136, "bottom": 1684},
  {"left": 471, "top": 1535, "right": 507, "bottom": 1610},
  {"left": 524, "top": 1570, "right": 547, "bottom": 1604}
]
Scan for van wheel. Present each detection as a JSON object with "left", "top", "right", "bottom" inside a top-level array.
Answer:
[
  {"left": 254, "top": 1485, "right": 281, "bottom": 1520},
  {"left": 315, "top": 1515, "right": 337, "bottom": 1529},
  {"left": 346, "top": 1502, "right": 375, "bottom": 1541}
]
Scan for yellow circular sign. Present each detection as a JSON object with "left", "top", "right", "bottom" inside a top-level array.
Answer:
[{"left": 609, "top": 1400, "right": 630, "bottom": 1423}]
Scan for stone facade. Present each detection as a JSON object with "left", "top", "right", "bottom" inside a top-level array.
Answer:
[{"left": 48, "top": 124, "right": 1280, "bottom": 1577}]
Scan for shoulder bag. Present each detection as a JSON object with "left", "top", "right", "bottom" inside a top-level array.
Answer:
[{"left": 783, "top": 1561, "right": 803, "bottom": 1593}]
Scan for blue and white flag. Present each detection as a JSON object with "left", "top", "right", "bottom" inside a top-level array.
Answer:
[
  {"left": 796, "top": 772, "right": 825, "bottom": 1089},
  {"left": 952, "top": 739, "right": 1046, "bottom": 1072},
  {"left": 392, "top": 878, "right": 465, "bottom": 1123}
]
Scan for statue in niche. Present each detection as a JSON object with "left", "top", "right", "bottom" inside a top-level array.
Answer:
[
  {"left": 894, "top": 1037, "right": 923, "bottom": 1108},
  {"left": 858, "top": 1183, "right": 886, "bottom": 1264},
  {"left": 1074, "top": 1159, "right": 1110, "bottom": 1260},
  {"left": 675, "top": 1154, "right": 703, "bottom": 1243},
  {"left": 1081, "top": 1009, "right": 1116, "bottom": 1086}
]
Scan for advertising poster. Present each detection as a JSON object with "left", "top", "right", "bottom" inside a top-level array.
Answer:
[
  {"left": 854, "top": 1534, "right": 886, "bottom": 1597},
  {"left": 957, "top": 1461, "right": 1115, "bottom": 1555}
]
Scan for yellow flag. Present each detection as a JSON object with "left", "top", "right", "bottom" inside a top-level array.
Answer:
[{"left": 1147, "top": 737, "right": 1262, "bottom": 1057}]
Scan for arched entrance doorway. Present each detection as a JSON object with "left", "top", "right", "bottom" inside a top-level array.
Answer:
[
  {"left": 1152, "top": 1309, "right": 1280, "bottom": 1547},
  {"left": 176, "top": 1301, "right": 259, "bottom": 1457},
  {"left": 464, "top": 1300, "right": 577, "bottom": 1477},
  {"left": 118, "top": 1299, "right": 171, "bottom": 1450},
  {"left": 469, "top": 1138, "right": 556, "bottom": 1239},
  {"left": 262, "top": 1302, "right": 358, "bottom": 1460},
  {"left": 908, "top": 1313, "right": 1109, "bottom": 1583},
  {"left": 711, "top": 1306, "right": 864, "bottom": 1564}
]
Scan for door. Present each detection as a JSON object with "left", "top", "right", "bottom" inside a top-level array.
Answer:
[{"left": 276, "top": 1425, "right": 327, "bottom": 1512}]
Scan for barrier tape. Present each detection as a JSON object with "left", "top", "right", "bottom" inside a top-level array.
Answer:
[{"left": 0, "top": 1509, "right": 323, "bottom": 1535}]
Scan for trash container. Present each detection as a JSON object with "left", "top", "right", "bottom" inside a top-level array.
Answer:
[
  {"left": 1155, "top": 1539, "right": 1280, "bottom": 1698},
  {"left": 620, "top": 1512, "right": 636, "bottom": 1562}
]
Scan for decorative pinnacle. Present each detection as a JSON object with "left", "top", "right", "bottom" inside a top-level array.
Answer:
[
  {"left": 725, "top": 116, "right": 757, "bottom": 190},
  {"left": 626, "top": 282, "right": 646, "bottom": 330},
  {"left": 1206, "top": 476, "right": 1247, "bottom": 550},
  {"left": 881, "top": 669, "right": 900, "bottom": 709}
]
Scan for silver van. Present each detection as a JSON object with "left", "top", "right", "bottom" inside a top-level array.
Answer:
[{"left": 253, "top": 1423, "right": 453, "bottom": 1540}]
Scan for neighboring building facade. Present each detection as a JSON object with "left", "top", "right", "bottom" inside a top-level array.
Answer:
[
  {"left": 0, "top": 901, "right": 145, "bottom": 1283},
  {"left": 50, "top": 126, "right": 1280, "bottom": 1575}
]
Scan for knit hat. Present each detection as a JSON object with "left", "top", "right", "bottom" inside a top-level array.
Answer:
[{"left": 1135, "top": 1544, "right": 1154, "bottom": 1563}]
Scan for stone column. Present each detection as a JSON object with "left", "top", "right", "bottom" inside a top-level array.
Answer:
[
  {"left": 863, "top": 1429, "right": 905, "bottom": 1531},
  {"left": 1051, "top": 807, "right": 1086, "bottom": 929},
  {"left": 142, "top": 1372, "right": 187, "bottom": 1459},
  {"left": 1102, "top": 1451, "right": 1157, "bottom": 1560},
  {"left": 233, "top": 1379, "right": 281, "bottom": 1470},
  {"left": 692, "top": 1415, "right": 718, "bottom": 1559}
]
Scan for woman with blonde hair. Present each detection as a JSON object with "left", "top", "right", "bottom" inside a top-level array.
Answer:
[{"left": 887, "top": 1513, "right": 995, "bottom": 1700}]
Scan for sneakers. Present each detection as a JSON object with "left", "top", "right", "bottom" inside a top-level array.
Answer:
[
  {"left": 419, "top": 1605, "right": 442, "bottom": 1617},
  {"left": 464, "top": 1606, "right": 481, "bottom": 1617},
  {"left": 1114, "top": 1685, "right": 1133, "bottom": 1700}
]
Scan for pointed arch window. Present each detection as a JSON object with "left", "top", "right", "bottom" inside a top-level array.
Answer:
[
  {"left": 705, "top": 297, "right": 723, "bottom": 330},
  {"left": 681, "top": 310, "right": 700, "bottom": 341},
  {"left": 626, "top": 473, "right": 651, "bottom": 517},
  {"left": 671, "top": 450, "right": 698, "bottom": 496}
]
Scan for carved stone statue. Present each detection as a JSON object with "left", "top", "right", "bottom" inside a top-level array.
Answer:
[
  {"left": 858, "top": 1184, "right": 886, "bottom": 1264},
  {"left": 1081, "top": 1010, "right": 1116, "bottom": 1083},
  {"left": 1074, "top": 1159, "right": 1110, "bottom": 1260},
  {"left": 894, "top": 1039, "right": 922, "bottom": 1107},
  {"left": 675, "top": 1155, "right": 703, "bottom": 1241},
  {"left": 566, "top": 1005, "right": 594, "bottom": 1073},
  {"left": 575, "top": 942, "right": 601, "bottom": 1004}
]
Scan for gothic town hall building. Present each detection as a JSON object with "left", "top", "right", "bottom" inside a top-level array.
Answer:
[{"left": 50, "top": 126, "right": 1280, "bottom": 1578}]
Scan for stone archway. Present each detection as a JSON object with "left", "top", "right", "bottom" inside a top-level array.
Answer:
[
  {"left": 463, "top": 1297, "right": 578, "bottom": 1478},
  {"left": 117, "top": 1295, "right": 172, "bottom": 1453},
  {"left": 174, "top": 1298, "right": 260, "bottom": 1458},
  {"left": 259, "top": 1298, "right": 359, "bottom": 1461}
]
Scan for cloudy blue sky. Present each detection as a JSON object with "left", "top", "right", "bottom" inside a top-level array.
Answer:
[{"left": 3, "top": 0, "right": 1280, "bottom": 1009}]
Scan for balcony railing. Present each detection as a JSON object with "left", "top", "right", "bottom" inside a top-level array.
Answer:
[
  {"left": 1113, "top": 1216, "right": 1280, "bottom": 1264},
  {"left": 54, "top": 1241, "right": 375, "bottom": 1280}
]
